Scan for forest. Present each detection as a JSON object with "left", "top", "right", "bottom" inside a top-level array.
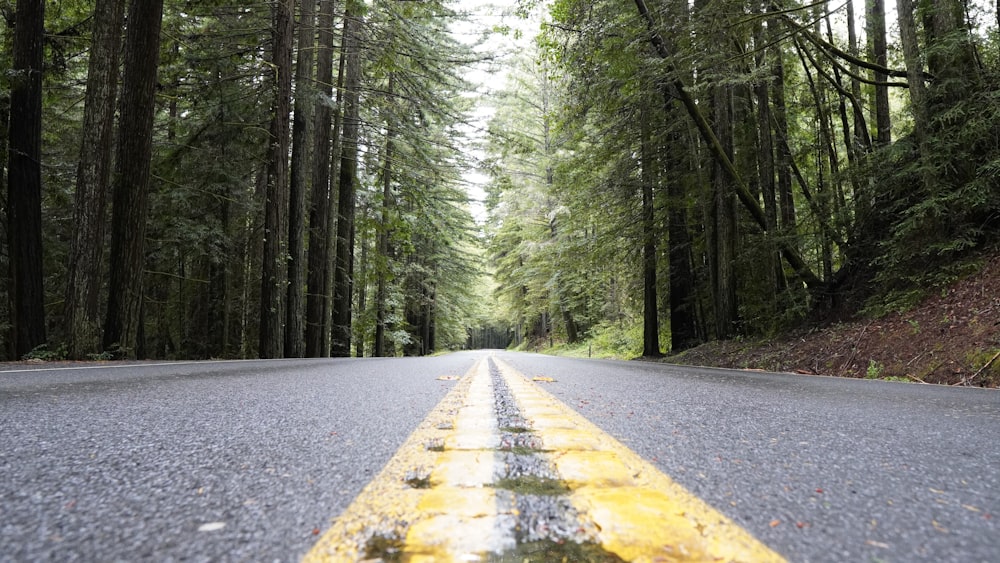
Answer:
[{"left": 1, "top": 0, "right": 998, "bottom": 362}]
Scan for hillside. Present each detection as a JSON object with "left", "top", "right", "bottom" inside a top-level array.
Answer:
[{"left": 667, "top": 252, "right": 1000, "bottom": 388}]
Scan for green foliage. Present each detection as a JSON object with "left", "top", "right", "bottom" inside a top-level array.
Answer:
[
  {"left": 865, "top": 359, "right": 884, "bottom": 379},
  {"left": 587, "top": 321, "right": 645, "bottom": 359},
  {"left": 10, "top": 0, "right": 1000, "bottom": 360},
  {"left": 869, "top": 71, "right": 1000, "bottom": 306},
  {"left": 22, "top": 343, "right": 68, "bottom": 362}
]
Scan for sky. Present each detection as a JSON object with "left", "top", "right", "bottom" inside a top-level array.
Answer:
[{"left": 447, "top": 0, "right": 546, "bottom": 223}]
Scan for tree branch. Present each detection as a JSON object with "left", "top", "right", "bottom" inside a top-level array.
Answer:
[{"left": 632, "top": 0, "right": 822, "bottom": 289}]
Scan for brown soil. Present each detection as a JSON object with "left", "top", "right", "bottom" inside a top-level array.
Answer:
[{"left": 667, "top": 252, "right": 1000, "bottom": 388}]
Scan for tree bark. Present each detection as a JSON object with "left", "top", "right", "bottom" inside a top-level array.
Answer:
[
  {"left": 103, "top": 0, "right": 164, "bottom": 357},
  {"left": 258, "top": 0, "right": 295, "bottom": 359},
  {"left": 866, "top": 0, "right": 891, "bottom": 145},
  {"left": 708, "top": 85, "right": 739, "bottom": 340},
  {"left": 0, "top": 93, "right": 10, "bottom": 360},
  {"left": 896, "top": 0, "right": 930, "bottom": 144},
  {"left": 285, "top": 0, "right": 316, "bottom": 358},
  {"left": 374, "top": 75, "right": 395, "bottom": 358},
  {"left": 770, "top": 28, "right": 797, "bottom": 235},
  {"left": 65, "top": 0, "right": 125, "bottom": 359},
  {"left": 305, "top": 0, "right": 338, "bottom": 357},
  {"left": 665, "top": 126, "right": 700, "bottom": 352},
  {"left": 354, "top": 217, "right": 368, "bottom": 358},
  {"left": 921, "top": 0, "right": 980, "bottom": 107},
  {"left": 7, "top": 0, "right": 47, "bottom": 358},
  {"left": 331, "top": 4, "right": 363, "bottom": 357},
  {"left": 845, "top": 0, "right": 871, "bottom": 152},
  {"left": 322, "top": 26, "right": 348, "bottom": 358},
  {"left": 632, "top": 0, "right": 821, "bottom": 289},
  {"left": 754, "top": 16, "right": 785, "bottom": 297},
  {"left": 640, "top": 107, "right": 661, "bottom": 357}
]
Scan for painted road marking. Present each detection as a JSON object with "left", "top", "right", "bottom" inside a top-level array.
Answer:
[
  {"left": 303, "top": 355, "right": 784, "bottom": 562},
  {"left": 304, "top": 358, "right": 514, "bottom": 562},
  {"left": 493, "top": 357, "right": 783, "bottom": 562}
]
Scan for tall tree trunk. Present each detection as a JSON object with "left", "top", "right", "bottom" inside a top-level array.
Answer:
[
  {"left": 867, "top": 0, "right": 891, "bottom": 145},
  {"left": 286, "top": 0, "right": 316, "bottom": 358},
  {"left": 651, "top": 1, "right": 700, "bottom": 352},
  {"left": 374, "top": 77, "right": 395, "bottom": 358},
  {"left": 665, "top": 127, "right": 699, "bottom": 352},
  {"left": 64, "top": 0, "right": 124, "bottom": 359},
  {"left": 331, "top": 4, "right": 363, "bottom": 357},
  {"left": 845, "top": 0, "right": 871, "bottom": 152},
  {"left": 770, "top": 32, "right": 797, "bottom": 235},
  {"left": 708, "top": 85, "right": 739, "bottom": 340},
  {"left": 640, "top": 107, "right": 661, "bottom": 357},
  {"left": 921, "top": 0, "right": 980, "bottom": 109},
  {"left": 633, "top": 0, "right": 821, "bottom": 289},
  {"left": 896, "top": 0, "right": 930, "bottom": 144},
  {"left": 7, "top": 0, "right": 47, "bottom": 358},
  {"left": 103, "top": 0, "right": 164, "bottom": 357},
  {"left": 322, "top": 32, "right": 348, "bottom": 358},
  {"left": 425, "top": 285, "right": 436, "bottom": 355},
  {"left": 258, "top": 0, "right": 295, "bottom": 359},
  {"left": 824, "top": 15, "right": 863, "bottom": 220},
  {"left": 354, "top": 218, "right": 368, "bottom": 358},
  {"left": 754, "top": 16, "right": 785, "bottom": 298},
  {"left": 305, "top": 0, "right": 338, "bottom": 357},
  {"left": 0, "top": 93, "right": 10, "bottom": 360}
]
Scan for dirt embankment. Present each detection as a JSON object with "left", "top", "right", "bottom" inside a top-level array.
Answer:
[{"left": 668, "top": 253, "right": 1000, "bottom": 388}]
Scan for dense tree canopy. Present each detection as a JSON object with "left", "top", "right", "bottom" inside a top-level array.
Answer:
[
  {"left": 1, "top": 0, "right": 997, "bottom": 360},
  {"left": 1, "top": 0, "right": 483, "bottom": 360},
  {"left": 485, "top": 0, "right": 1000, "bottom": 355}
]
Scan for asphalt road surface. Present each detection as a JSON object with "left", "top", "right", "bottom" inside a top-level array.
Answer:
[{"left": 2, "top": 351, "right": 997, "bottom": 561}]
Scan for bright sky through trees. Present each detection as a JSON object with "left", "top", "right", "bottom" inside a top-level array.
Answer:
[{"left": 449, "top": 0, "right": 543, "bottom": 223}]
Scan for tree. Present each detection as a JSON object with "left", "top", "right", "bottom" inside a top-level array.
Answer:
[
  {"left": 330, "top": 1, "right": 363, "bottom": 357},
  {"left": 102, "top": 0, "right": 164, "bottom": 357},
  {"left": 64, "top": 0, "right": 125, "bottom": 359},
  {"left": 259, "top": 0, "right": 295, "bottom": 359},
  {"left": 867, "top": 0, "right": 891, "bottom": 145},
  {"left": 285, "top": 0, "right": 316, "bottom": 358},
  {"left": 640, "top": 106, "right": 661, "bottom": 357},
  {"left": 6, "top": 0, "right": 46, "bottom": 358},
  {"left": 373, "top": 75, "right": 396, "bottom": 357},
  {"left": 305, "top": 0, "right": 340, "bottom": 357}
]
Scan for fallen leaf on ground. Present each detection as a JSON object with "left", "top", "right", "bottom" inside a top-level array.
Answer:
[
  {"left": 532, "top": 376, "right": 555, "bottom": 382},
  {"left": 769, "top": 519, "right": 781, "bottom": 527},
  {"left": 436, "top": 375, "right": 460, "bottom": 381}
]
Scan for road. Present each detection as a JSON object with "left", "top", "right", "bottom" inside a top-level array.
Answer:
[{"left": 1, "top": 351, "right": 997, "bottom": 561}]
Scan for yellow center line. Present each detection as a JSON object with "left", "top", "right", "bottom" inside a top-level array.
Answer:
[
  {"left": 493, "top": 357, "right": 785, "bottom": 563},
  {"left": 304, "top": 355, "right": 785, "bottom": 562},
  {"left": 303, "top": 358, "right": 513, "bottom": 562}
]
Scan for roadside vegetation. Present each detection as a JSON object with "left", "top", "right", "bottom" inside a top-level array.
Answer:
[
  {"left": 483, "top": 1, "right": 1000, "bottom": 387},
  {"left": 2, "top": 1, "right": 997, "bottom": 376},
  {"left": 524, "top": 248, "right": 1000, "bottom": 387}
]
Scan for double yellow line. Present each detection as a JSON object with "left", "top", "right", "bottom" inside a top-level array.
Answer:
[{"left": 304, "top": 355, "right": 784, "bottom": 562}]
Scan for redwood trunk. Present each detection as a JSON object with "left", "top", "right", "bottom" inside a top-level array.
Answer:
[
  {"left": 285, "top": 0, "right": 316, "bottom": 358},
  {"left": 7, "top": 0, "right": 47, "bottom": 358},
  {"left": 259, "top": 0, "right": 295, "bottom": 358},
  {"left": 331, "top": 8, "right": 362, "bottom": 357},
  {"left": 65, "top": 0, "right": 124, "bottom": 358},
  {"left": 640, "top": 108, "right": 661, "bottom": 357},
  {"left": 103, "top": 0, "right": 164, "bottom": 357},
  {"left": 305, "top": 0, "right": 338, "bottom": 357}
]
